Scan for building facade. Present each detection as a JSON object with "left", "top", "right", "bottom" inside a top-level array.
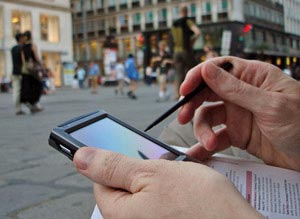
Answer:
[
  {"left": 0, "top": 0, "right": 73, "bottom": 86},
  {"left": 71, "top": 0, "right": 300, "bottom": 71}
]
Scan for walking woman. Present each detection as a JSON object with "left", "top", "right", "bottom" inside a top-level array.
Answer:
[{"left": 21, "top": 31, "right": 44, "bottom": 113}]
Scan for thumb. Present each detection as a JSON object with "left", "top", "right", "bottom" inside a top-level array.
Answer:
[
  {"left": 73, "top": 147, "right": 154, "bottom": 193},
  {"left": 202, "top": 62, "right": 268, "bottom": 113}
]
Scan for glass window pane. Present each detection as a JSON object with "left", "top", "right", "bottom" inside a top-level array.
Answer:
[
  {"left": 40, "top": 14, "right": 60, "bottom": 43},
  {"left": 11, "top": 10, "right": 31, "bottom": 36}
]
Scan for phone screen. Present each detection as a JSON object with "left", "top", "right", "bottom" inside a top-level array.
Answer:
[{"left": 70, "top": 117, "right": 178, "bottom": 160}]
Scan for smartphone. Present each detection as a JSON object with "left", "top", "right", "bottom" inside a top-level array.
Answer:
[{"left": 48, "top": 110, "right": 197, "bottom": 162}]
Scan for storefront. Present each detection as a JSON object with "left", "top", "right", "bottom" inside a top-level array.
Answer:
[{"left": 41, "top": 51, "right": 62, "bottom": 86}]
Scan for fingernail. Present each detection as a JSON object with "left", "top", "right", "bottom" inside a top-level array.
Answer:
[{"left": 74, "top": 147, "right": 96, "bottom": 170}]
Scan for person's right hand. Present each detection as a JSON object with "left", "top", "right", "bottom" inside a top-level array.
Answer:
[{"left": 178, "top": 56, "right": 300, "bottom": 171}]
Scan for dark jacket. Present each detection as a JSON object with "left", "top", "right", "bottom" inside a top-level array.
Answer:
[{"left": 11, "top": 44, "right": 23, "bottom": 75}]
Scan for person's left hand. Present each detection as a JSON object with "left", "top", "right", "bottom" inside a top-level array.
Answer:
[{"left": 74, "top": 147, "right": 263, "bottom": 219}]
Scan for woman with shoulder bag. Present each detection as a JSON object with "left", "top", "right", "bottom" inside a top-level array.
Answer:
[{"left": 21, "top": 31, "right": 44, "bottom": 113}]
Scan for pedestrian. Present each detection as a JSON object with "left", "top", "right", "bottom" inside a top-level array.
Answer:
[
  {"left": 151, "top": 40, "right": 173, "bottom": 102},
  {"left": 88, "top": 60, "right": 100, "bottom": 94},
  {"left": 11, "top": 33, "right": 26, "bottom": 115},
  {"left": 125, "top": 54, "right": 139, "bottom": 99},
  {"left": 20, "top": 30, "right": 44, "bottom": 113},
  {"left": 203, "top": 44, "right": 218, "bottom": 60},
  {"left": 171, "top": 4, "right": 201, "bottom": 100},
  {"left": 76, "top": 64, "right": 86, "bottom": 89},
  {"left": 74, "top": 56, "right": 300, "bottom": 219},
  {"left": 115, "top": 58, "right": 125, "bottom": 95}
]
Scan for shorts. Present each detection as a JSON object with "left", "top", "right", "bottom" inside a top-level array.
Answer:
[{"left": 158, "top": 74, "right": 167, "bottom": 84}]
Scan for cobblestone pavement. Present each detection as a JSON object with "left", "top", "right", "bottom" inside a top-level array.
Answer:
[{"left": 0, "top": 83, "right": 177, "bottom": 219}]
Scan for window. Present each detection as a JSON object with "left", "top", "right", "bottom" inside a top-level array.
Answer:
[
  {"left": 87, "top": 20, "right": 94, "bottom": 32},
  {"left": 133, "top": 13, "right": 141, "bottom": 25},
  {"left": 132, "top": 0, "right": 140, "bottom": 8},
  {"left": 108, "top": 0, "right": 116, "bottom": 7},
  {"left": 11, "top": 10, "right": 31, "bottom": 36},
  {"left": 85, "top": 0, "right": 93, "bottom": 11},
  {"left": 145, "top": 11, "right": 154, "bottom": 23},
  {"left": 96, "top": 0, "right": 104, "bottom": 8},
  {"left": 144, "top": 0, "right": 152, "bottom": 6},
  {"left": 0, "top": 7, "right": 3, "bottom": 39},
  {"left": 201, "top": 1, "right": 212, "bottom": 22},
  {"left": 217, "top": 0, "right": 228, "bottom": 12},
  {"left": 89, "top": 41, "right": 99, "bottom": 59},
  {"left": 158, "top": 8, "right": 167, "bottom": 22},
  {"left": 108, "top": 16, "right": 117, "bottom": 33},
  {"left": 98, "top": 19, "right": 105, "bottom": 30},
  {"left": 120, "top": 0, "right": 127, "bottom": 9},
  {"left": 172, "top": 6, "right": 179, "bottom": 20},
  {"left": 74, "top": 1, "right": 81, "bottom": 12},
  {"left": 190, "top": 3, "right": 196, "bottom": 18},
  {"left": 119, "top": 14, "right": 129, "bottom": 32},
  {"left": 40, "top": 14, "right": 60, "bottom": 43},
  {"left": 201, "top": 1, "right": 211, "bottom": 14}
]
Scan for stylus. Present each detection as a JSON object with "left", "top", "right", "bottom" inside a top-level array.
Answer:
[{"left": 144, "top": 62, "right": 233, "bottom": 132}]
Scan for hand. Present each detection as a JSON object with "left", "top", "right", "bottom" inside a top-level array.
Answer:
[
  {"left": 74, "top": 147, "right": 263, "bottom": 219},
  {"left": 178, "top": 56, "right": 300, "bottom": 171}
]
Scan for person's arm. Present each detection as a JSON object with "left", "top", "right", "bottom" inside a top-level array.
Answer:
[
  {"left": 178, "top": 56, "right": 300, "bottom": 171},
  {"left": 31, "top": 43, "right": 42, "bottom": 65},
  {"left": 74, "top": 147, "right": 264, "bottom": 219},
  {"left": 187, "top": 19, "right": 201, "bottom": 46}
]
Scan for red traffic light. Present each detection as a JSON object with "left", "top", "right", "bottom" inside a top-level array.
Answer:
[{"left": 243, "top": 24, "right": 252, "bottom": 33}]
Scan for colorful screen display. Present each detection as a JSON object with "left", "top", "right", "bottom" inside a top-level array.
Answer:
[{"left": 70, "top": 117, "right": 177, "bottom": 160}]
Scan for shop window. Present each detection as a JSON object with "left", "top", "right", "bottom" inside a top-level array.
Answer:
[
  {"left": 79, "top": 43, "right": 87, "bottom": 61},
  {"left": 89, "top": 41, "right": 99, "bottom": 60},
  {"left": 11, "top": 10, "right": 31, "bottom": 36},
  {"left": 40, "top": 14, "right": 60, "bottom": 43},
  {"left": 123, "top": 38, "right": 132, "bottom": 56}
]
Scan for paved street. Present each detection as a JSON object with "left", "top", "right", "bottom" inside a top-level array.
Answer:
[{"left": 0, "top": 83, "right": 177, "bottom": 219}]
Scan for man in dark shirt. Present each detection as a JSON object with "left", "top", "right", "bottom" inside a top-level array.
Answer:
[
  {"left": 11, "top": 33, "right": 25, "bottom": 115},
  {"left": 171, "top": 5, "right": 200, "bottom": 99}
]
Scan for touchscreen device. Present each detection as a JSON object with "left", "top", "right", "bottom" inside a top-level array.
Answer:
[{"left": 49, "top": 110, "right": 196, "bottom": 162}]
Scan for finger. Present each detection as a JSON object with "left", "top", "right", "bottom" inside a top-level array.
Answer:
[
  {"left": 193, "top": 103, "right": 226, "bottom": 151},
  {"left": 73, "top": 147, "right": 155, "bottom": 193},
  {"left": 201, "top": 60, "right": 269, "bottom": 113},
  {"left": 178, "top": 89, "right": 220, "bottom": 124},
  {"left": 185, "top": 128, "right": 231, "bottom": 161}
]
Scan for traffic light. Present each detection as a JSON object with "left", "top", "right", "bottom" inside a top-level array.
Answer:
[
  {"left": 239, "top": 24, "right": 252, "bottom": 42},
  {"left": 243, "top": 24, "right": 252, "bottom": 33}
]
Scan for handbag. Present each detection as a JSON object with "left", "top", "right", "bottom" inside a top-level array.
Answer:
[{"left": 21, "top": 52, "right": 42, "bottom": 80}]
